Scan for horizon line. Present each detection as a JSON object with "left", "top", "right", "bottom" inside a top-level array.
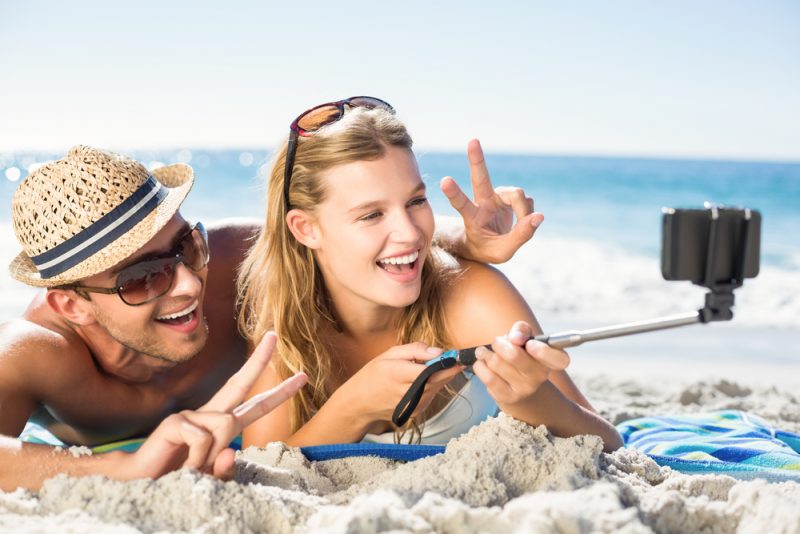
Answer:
[{"left": 2, "top": 145, "right": 799, "bottom": 167}]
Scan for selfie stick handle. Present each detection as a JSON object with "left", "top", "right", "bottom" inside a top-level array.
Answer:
[
  {"left": 532, "top": 311, "right": 701, "bottom": 349},
  {"left": 454, "top": 310, "right": 706, "bottom": 366}
]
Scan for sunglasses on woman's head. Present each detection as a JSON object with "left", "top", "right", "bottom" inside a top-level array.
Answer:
[
  {"left": 59, "top": 222, "right": 210, "bottom": 306},
  {"left": 283, "top": 96, "right": 394, "bottom": 209}
]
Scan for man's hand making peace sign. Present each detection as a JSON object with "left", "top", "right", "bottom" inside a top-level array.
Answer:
[{"left": 118, "top": 332, "right": 306, "bottom": 481}]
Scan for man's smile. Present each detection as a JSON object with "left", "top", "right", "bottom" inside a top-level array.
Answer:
[{"left": 155, "top": 300, "right": 200, "bottom": 331}]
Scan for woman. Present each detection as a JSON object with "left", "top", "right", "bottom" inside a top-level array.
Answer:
[{"left": 238, "top": 97, "right": 622, "bottom": 451}]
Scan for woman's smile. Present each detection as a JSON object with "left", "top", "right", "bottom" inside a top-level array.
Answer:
[{"left": 376, "top": 249, "right": 421, "bottom": 283}]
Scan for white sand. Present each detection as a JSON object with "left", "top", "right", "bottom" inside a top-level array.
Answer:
[{"left": 2, "top": 377, "right": 799, "bottom": 533}]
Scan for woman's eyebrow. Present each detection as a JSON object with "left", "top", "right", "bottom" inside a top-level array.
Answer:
[
  {"left": 348, "top": 199, "right": 383, "bottom": 213},
  {"left": 347, "top": 183, "right": 427, "bottom": 213}
]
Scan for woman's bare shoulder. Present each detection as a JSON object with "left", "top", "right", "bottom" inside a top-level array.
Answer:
[{"left": 441, "top": 259, "right": 536, "bottom": 348}]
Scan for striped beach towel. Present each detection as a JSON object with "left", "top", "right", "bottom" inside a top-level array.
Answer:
[
  {"left": 19, "top": 422, "right": 242, "bottom": 453},
  {"left": 617, "top": 410, "right": 800, "bottom": 482}
]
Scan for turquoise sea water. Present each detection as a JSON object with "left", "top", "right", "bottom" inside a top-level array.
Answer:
[
  {"left": 4, "top": 149, "right": 795, "bottom": 268},
  {"left": 0, "top": 150, "right": 800, "bottom": 269},
  {"left": 419, "top": 152, "right": 800, "bottom": 270},
  {"left": 2, "top": 149, "right": 799, "bottom": 343}
]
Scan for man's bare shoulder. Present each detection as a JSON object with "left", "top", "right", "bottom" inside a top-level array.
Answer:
[
  {"left": 203, "top": 218, "right": 262, "bottom": 295},
  {"left": 0, "top": 317, "right": 97, "bottom": 436},
  {"left": 205, "top": 218, "right": 259, "bottom": 276},
  {"left": 207, "top": 218, "right": 262, "bottom": 257},
  {"left": 0, "top": 317, "right": 88, "bottom": 408},
  {"left": 0, "top": 318, "right": 83, "bottom": 368}
]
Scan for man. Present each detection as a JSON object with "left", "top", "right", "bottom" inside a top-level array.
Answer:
[{"left": 0, "top": 143, "right": 541, "bottom": 491}]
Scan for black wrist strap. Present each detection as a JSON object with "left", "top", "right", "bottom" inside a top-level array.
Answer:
[
  {"left": 392, "top": 336, "right": 553, "bottom": 428},
  {"left": 392, "top": 357, "right": 457, "bottom": 427}
]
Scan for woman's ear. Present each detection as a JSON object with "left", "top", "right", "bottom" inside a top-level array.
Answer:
[
  {"left": 45, "top": 289, "right": 98, "bottom": 326},
  {"left": 286, "top": 209, "right": 322, "bottom": 249}
]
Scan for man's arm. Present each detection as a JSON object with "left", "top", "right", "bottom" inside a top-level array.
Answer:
[
  {"left": 0, "top": 437, "right": 130, "bottom": 491},
  {"left": 0, "top": 332, "right": 305, "bottom": 491},
  {"left": 433, "top": 139, "right": 544, "bottom": 264},
  {"left": 0, "top": 321, "right": 122, "bottom": 490},
  {"left": 0, "top": 321, "right": 50, "bottom": 437}
]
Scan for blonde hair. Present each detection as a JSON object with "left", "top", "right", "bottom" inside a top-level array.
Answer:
[{"left": 238, "top": 107, "right": 454, "bottom": 437}]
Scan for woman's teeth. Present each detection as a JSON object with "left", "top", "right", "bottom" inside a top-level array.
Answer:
[
  {"left": 378, "top": 251, "right": 419, "bottom": 266},
  {"left": 377, "top": 251, "right": 419, "bottom": 275}
]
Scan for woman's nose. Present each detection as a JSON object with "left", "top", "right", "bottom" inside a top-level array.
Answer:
[{"left": 391, "top": 211, "right": 422, "bottom": 243}]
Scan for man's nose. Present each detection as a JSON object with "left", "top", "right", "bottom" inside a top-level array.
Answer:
[{"left": 169, "top": 261, "right": 202, "bottom": 297}]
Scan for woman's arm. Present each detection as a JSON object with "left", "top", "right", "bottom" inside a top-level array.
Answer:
[
  {"left": 241, "top": 359, "right": 299, "bottom": 446},
  {"left": 444, "top": 260, "right": 622, "bottom": 451},
  {"left": 241, "top": 360, "right": 373, "bottom": 447},
  {"left": 242, "top": 343, "right": 462, "bottom": 448}
]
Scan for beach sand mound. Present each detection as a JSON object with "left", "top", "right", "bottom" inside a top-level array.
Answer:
[{"left": 2, "top": 379, "right": 799, "bottom": 533}]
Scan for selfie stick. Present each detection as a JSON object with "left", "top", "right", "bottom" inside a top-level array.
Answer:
[{"left": 392, "top": 206, "right": 755, "bottom": 427}]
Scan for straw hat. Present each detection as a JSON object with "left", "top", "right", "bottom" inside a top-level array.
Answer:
[{"left": 9, "top": 145, "right": 194, "bottom": 287}]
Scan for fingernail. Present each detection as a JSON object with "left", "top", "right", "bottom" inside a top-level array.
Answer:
[
  {"left": 427, "top": 346, "right": 443, "bottom": 355},
  {"left": 475, "top": 346, "right": 488, "bottom": 360},
  {"left": 293, "top": 372, "right": 308, "bottom": 383},
  {"left": 531, "top": 216, "right": 543, "bottom": 228},
  {"left": 508, "top": 330, "right": 526, "bottom": 344}
]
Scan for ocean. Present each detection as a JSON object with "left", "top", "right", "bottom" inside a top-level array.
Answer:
[{"left": 2, "top": 149, "right": 799, "bottom": 368}]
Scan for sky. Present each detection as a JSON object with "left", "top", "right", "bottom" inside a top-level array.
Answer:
[{"left": 1, "top": 0, "right": 798, "bottom": 161}]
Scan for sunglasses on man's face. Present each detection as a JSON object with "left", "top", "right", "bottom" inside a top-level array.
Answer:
[
  {"left": 60, "top": 222, "right": 210, "bottom": 306},
  {"left": 283, "top": 96, "right": 394, "bottom": 209}
]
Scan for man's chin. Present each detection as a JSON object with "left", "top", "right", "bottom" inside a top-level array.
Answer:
[{"left": 153, "top": 316, "right": 209, "bottom": 364}]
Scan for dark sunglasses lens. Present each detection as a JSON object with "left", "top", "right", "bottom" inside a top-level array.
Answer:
[
  {"left": 180, "top": 228, "right": 210, "bottom": 271},
  {"left": 348, "top": 97, "right": 393, "bottom": 111},
  {"left": 117, "top": 260, "right": 175, "bottom": 305},
  {"left": 112, "top": 224, "right": 208, "bottom": 305},
  {"left": 296, "top": 104, "right": 343, "bottom": 132}
]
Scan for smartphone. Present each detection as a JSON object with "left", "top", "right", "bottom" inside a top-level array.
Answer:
[{"left": 661, "top": 206, "right": 760, "bottom": 286}]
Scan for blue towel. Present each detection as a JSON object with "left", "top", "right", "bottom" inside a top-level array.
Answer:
[
  {"left": 618, "top": 410, "right": 800, "bottom": 482},
  {"left": 22, "top": 411, "right": 800, "bottom": 484},
  {"left": 301, "top": 443, "right": 445, "bottom": 462}
]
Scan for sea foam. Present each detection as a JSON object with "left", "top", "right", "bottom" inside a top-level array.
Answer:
[
  {"left": 497, "top": 234, "right": 800, "bottom": 329},
  {"left": 2, "top": 225, "right": 798, "bottom": 328}
]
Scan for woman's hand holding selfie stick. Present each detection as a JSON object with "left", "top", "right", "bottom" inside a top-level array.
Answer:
[{"left": 394, "top": 205, "right": 761, "bottom": 427}]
